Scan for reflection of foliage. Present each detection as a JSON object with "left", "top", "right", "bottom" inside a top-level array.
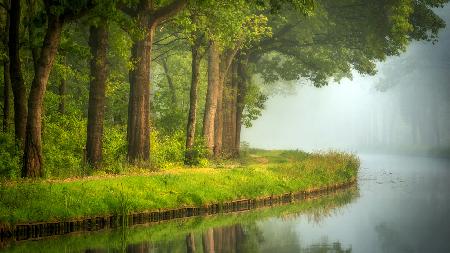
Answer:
[
  {"left": 305, "top": 241, "right": 352, "bottom": 253},
  {"left": 375, "top": 223, "right": 413, "bottom": 253},
  {"left": 1, "top": 186, "right": 358, "bottom": 252},
  {"left": 242, "top": 83, "right": 268, "bottom": 128}
]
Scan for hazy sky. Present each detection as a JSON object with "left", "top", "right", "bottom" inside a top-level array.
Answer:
[{"left": 242, "top": 5, "right": 450, "bottom": 152}]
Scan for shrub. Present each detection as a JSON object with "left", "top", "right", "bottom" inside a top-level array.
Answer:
[
  {"left": 0, "top": 132, "right": 21, "bottom": 179},
  {"left": 184, "top": 137, "right": 209, "bottom": 166},
  {"left": 42, "top": 114, "right": 86, "bottom": 178},
  {"left": 103, "top": 125, "right": 127, "bottom": 166},
  {"left": 150, "top": 129, "right": 185, "bottom": 169}
]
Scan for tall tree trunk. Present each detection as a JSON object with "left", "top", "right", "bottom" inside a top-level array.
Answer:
[
  {"left": 161, "top": 58, "right": 177, "bottom": 105},
  {"left": 22, "top": 15, "right": 63, "bottom": 177},
  {"left": 213, "top": 48, "right": 240, "bottom": 158},
  {"left": 213, "top": 72, "right": 224, "bottom": 157},
  {"left": 26, "top": 0, "right": 39, "bottom": 73},
  {"left": 185, "top": 37, "right": 201, "bottom": 163},
  {"left": 203, "top": 41, "right": 220, "bottom": 155},
  {"left": 127, "top": 19, "right": 154, "bottom": 163},
  {"left": 3, "top": 61, "right": 10, "bottom": 132},
  {"left": 2, "top": 10, "right": 10, "bottom": 133},
  {"left": 230, "top": 62, "right": 238, "bottom": 156},
  {"left": 9, "top": 0, "right": 27, "bottom": 144},
  {"left": 125, "top": 0, "right": 187, "bottom": 164},
  {"left": 202, "top": 228, "right": 215, "bottom": 253},
  {"left": 235, "top": 57, "right": 248, "bottom": 156},
  {"left": 222, "top": 61, "right": 238, "bottom": 157},
  {"left": 86, "top": 21, "right": 108, "bottom": 169},
  {"left": 186, "top": 232, "right": 196, "bottom": 253}
]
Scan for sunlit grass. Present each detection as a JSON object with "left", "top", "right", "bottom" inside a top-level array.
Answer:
[
  {"left": 0, "top": 150, "right": 359, "bottom": 225},
  {"left": 1, "top": 187, "right": 358, "bottom": 253}
]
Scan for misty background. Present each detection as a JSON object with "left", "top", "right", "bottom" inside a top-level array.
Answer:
[{"left": 242, "top": 6, "right": 450, "bottom": 155}]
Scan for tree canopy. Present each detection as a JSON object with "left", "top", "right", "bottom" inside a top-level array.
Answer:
[{"left": 0, "top": 0, "right": 447, "bottom": 178}]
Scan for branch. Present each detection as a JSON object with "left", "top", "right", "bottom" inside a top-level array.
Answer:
[
  {"left": 149, "top": 0, "right": 187, "bottom": 27},
  {"left": 152, "top": 43, "right": 182, "bottom": 61},
  {"left": 220, "top": 41, "right": 242, "bottom": 76},
  {"left": 154, "top": 37, "right": 184, "bottom": 46},
  {"left": 152, "top": 50, "right": 178, "bottom": 62},
  {"left": 153, "top": 31, "right": 181, "bottom": 44}
]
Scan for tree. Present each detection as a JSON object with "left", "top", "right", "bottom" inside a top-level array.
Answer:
[
  {"left": 225, "top": 0, "right": 449, "bottom": 156},
  {"left": 196, "top": 1, "right": 273, "bottom": 157},
  {"left": 22, "top": 0, "right": 93, "bottom": 177},
  {"left": 9, "top": 0, "right": 27, "bottom": 144},
  {"left": 185, "top": 30, "right": 204, "bottom": 163},
  {"left": 86, "top": 20, "right": 108, "bottom": 169},
  {"left": 119, "top": 0, "right": 187, "bottom": 163},
  {"left": 1, "top": 1, "right": 10, "bottom": 132}
]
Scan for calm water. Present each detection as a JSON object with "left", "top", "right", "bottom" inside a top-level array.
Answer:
[{"left": 2, "top": 154, "right": 450, "bottom": 252}]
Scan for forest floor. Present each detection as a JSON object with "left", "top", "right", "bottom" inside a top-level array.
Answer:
[{"left": 0, "top": 149, "right": 359, "bottom": 225}]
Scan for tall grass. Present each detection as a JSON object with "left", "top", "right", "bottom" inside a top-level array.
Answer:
[{"left": 0, "top": 150, "right": 359, "bottom": 225}]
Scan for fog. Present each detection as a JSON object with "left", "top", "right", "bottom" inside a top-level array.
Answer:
[{"left": 243, "top": 6, "right": 450, "bottom": 155}]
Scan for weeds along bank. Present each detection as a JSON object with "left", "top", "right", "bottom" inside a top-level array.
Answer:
[
  {"left": 0, "top": 150, "right": 359, "bottom": 225},
  {"left": 0, "top": 187, "right": 358, "bottom": 252}
]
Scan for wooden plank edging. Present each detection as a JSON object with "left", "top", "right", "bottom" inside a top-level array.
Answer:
[{"left": 0, "top": 179, "right": 356, "bottom": 242}]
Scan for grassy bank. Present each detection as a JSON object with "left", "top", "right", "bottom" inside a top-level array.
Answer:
[
  {"left": 0, "top": 150, "right": 359, "bottom": 225},
  {"left": 2, "top": 186, "right": 358, "bottom": 252}
]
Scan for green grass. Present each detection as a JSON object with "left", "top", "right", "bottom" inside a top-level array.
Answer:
[
  {"left": 1, "top": 186, "right": 358, "bottom": 253},
  {"left": 0, "top": 150, "right": 359, "bottom": 225}
]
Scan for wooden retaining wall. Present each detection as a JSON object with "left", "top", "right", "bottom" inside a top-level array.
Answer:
[{"left": 0, "top": 180, "right": 356, "bottom": 243}]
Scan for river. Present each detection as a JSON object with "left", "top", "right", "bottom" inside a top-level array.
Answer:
[{"left": 2, "top": 154, "right": 449, "bottom": 252}]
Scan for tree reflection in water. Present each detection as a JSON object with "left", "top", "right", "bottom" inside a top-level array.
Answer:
[
  {"left": 84, "top": 224, "right": 351, "bottom": 253},
  {"left": 1, "top": 187, "right": 357, "bottom": 253},
  {"left": 81, "top": 188, "right": 356, "bottom": 253}
]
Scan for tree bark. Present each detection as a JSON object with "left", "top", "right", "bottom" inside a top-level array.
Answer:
[
  {"left": 203, "top": 41, "right": 220, "bottom": 155},
  {"left": 213, "top": 48, "right": 239, "bottom": 158},
  {"left": 202, "top": 228, "right": 215, "bottom": 253},
  {"left": 3, "top": 61, "right": 10, "bottom": 132},
  {"left": 222, "top": 61, "right": 238, "bottom": 157},
  {"left": 9, "top": 0, "right": 27, "bottom": 144},
  {"left": 86, "top": 21, "right": 108, "bottom": 169},
  {"left": 235, "top": 57, "right": 249, "bottom": 156},
  {"left": 22, "top": 15, "right": 63, "bottom": 177},
  {"left": 2, "top": 9, "right": 10, "bottom": 133},
  {"left": 230, "top": 62, "right": 238, "bottom": 156},
  {"left": 213, "top": 71, "right": 224, "bottom": 157},
  {"left": 186, "top": 232, "right": 196, "bottom": 253},
  {"left": 26, "top": 0, "right": 40, "bottom": 73},
  {"left": 125, "top": 0, "right": 187, "bottom": 164},
  {"left": 185, "top": 36, "right": 202, "bottom": 162},
  {"left": 127, "top": 17, "right": 154, "bottom": 163}
]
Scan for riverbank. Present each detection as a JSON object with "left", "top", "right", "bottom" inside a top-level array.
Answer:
[
  {"left": 0, "top": 150, "right": 359, "bottom": 227},
  {"left": 1, "top": 185, "right": 358, "bottom": 252}
]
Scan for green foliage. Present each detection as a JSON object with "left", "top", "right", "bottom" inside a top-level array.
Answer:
[
  {"left": 242, "top": 83, "right": 267, "bottom": 128},
  {"left": 149, "top": 129, "right": 208, "bottom": 169},
  {"left": 152, "top": 53, "right": 192, "bottom": 135},
  {"left": 0, "top": 0, "right": 447, "bottom": 181},
  {"left": 251, "top": 0, "right": 449, "bottom": 90},
  {"left": 0, "top": 132, "right": 21, "bottom": 179},
  {"left": 0, "top": 150, "right": 359, "bottom": 224},
  {"left": 103, "top": 125, "right": 127, "bottom": 164},
  {"left": 42, "top": 114, "right": 87, "bottom": 178},
  {"left": 184, "top": 137, "right": 209, "bottom": 166}
]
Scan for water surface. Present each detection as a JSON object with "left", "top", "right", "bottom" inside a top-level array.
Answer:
[{"left": 2, "top": 154, "right": 449, "bottom": 252}]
